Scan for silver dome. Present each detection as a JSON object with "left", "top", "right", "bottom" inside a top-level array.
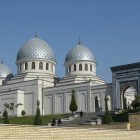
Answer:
[
  {"left": 65, "top": 44, "right": 95, "bottom": 63},
  {"left": 16, "top": 37, "right": 56, "bottom": 63},
  {"left": 0, "top": 63, "right": 12, "bottom": 78}
]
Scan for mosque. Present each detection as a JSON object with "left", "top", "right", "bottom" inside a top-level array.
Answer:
[{"left": 0, "top": 34, "right": 139, "bottom": 116}]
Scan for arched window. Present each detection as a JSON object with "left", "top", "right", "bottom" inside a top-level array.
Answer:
[
  {"left": 74, "top": 64, "right": 76, "bottom": 71},
  {"left": 25, "top": 62, "right": 28, "bottom": 70},
  {"left": 69, "top": 65, "right": 71, "bottom": 72},
  {"left": 39, "top": 62, "right": 43, "bottom": 70},
  {"left": 90, "top": 65, "right": 92, "bottom": 71},
  {"left": 85, "top": 64, "right": 88, "bottom": 71},
  {"left": 79, "top": 64, "right": 82, "bottom": 71},
  {"left": 32, "top": 62, "right": 35, "bottom": 69},
  {"left": 46, "top": 63, "right": 49, "bottom": 70}
]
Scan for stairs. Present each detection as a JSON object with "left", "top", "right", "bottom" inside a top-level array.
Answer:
[
  {"left": 0, "top": 124, "right": 140, "bottom": 140},
  {"left": 61, "top": 112, "right": 99, "bottom": 126}
]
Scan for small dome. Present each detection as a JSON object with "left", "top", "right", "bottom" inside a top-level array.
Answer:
[
  {"left": 16, "top": 37, "right": 56, "bottom": 63},
  {"left": 0, "top": 63, "right": 13, "bottom": 78},
  {"left": 65, "top": 43, "right": 95, "bottom": 63}
]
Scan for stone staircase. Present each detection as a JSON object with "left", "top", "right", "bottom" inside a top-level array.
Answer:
[
  {"left": 61, "top": 112, "right": 100, "bottom": 126},
  {"left": 0, "top": 124, "right": 140, "bottom": 140}
]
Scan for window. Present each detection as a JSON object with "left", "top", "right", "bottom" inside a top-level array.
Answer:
[
  {"left": 39, "top": 62, "right": 43, "bottom": 70},
  {"left": 79, "top": 64, "right": 82, "bottom": 71},
  {"left": 69, "top": 65, "right": 71, "bottom": 72},
  {"left": 90, "top": 65, "right": 92, "bottom": 71},
  {"left": 51, "top": 64, "right": 53, "bottom": 72},
  {"left": 32, "top": 62, "right": 35, "bottom": 69},
  {"left": 46, "top": 63, "right": 49, "bottom": 70},
  {"left": 19, "top": 64, "right": 22, "bottom": 71},
  {"left": 85, "top": 64, "right": 88, "bottom": 71},
  {"left": 25, "top": 62, "right": 28, "bottom": 70},
  {"left": 74, "top": 64, "right": 76, "bottom": 71},
  {"left": 66, "top": 66, "right": 69, "bottom": 72}
]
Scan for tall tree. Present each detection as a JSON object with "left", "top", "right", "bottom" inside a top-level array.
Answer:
[
  {"left": 69, "top": 90, "right": 78, "bottom": 114},
  {"left": 102, "top": 97, "right": 113, "bottom": 124},
  {"left": 34, "top": 100, "right": 43, "bottom": 125},
  {"left": 3, "top": 109, "right": 9, "bottom": 124}
]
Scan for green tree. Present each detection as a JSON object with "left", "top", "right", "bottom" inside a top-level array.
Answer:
[
  {"left": 131, "top": 95, "right": 140, "bottom": 110},
  {"left": 21, "top": 110, "right": 26, "bottom": 116},
  {"left": 102, "top": 97, "right": 113, "bottom": 124},
  {"left": 69, "top": 90, "right": 78, "bottom": 114},
  {"left": 3, "top": 109, "right": 9, "bottom": 124},
  {"left": 4, "top": 103, "right": 23, "bottom": 116},
  {"left": 34, "top": 100, "right": 43, "bottom": 125}
]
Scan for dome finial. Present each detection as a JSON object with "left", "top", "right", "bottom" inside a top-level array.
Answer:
[
  {"left": 35, "top": 32, "right": 38, "bottom": 38},
  {"left": 78, "top": 38, "right": 81, "bottom": 44}
]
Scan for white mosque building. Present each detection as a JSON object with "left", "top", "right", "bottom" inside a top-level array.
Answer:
[{"left": 0, "top": 34, "right": 139, "bottom": 116}]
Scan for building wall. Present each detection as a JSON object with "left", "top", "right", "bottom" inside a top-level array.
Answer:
[
  {"left": 43, "top": 82, "right": 112, "bottom": 115},
  {"left": 0, "top": 78, "right": 44, "bottom": 116}
]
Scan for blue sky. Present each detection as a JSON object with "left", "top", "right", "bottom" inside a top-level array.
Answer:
[{"left": 0, "top": 0, "right": 140, "bottom": 82}]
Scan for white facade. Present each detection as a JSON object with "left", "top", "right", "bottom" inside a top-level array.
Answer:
[{"left": 0, "top": 35, "right": 114, "bottom": 116}]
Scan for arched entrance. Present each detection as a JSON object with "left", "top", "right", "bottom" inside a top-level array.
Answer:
[
  {"left": 57, "top": 96, "right": 62, "bottom": 113},
  {"left": 80, "top": 93, "right": 86, "bottom": 111},
  {"left": 46, "top": 97, "right": 52, "bottom": 114},
  {"left": 106, "top": 95, "right": 111, "bottom": 111},
  {"left": 121, "top": 86, "right": 137, "bottom": 109},
  {"left": 95, "top": 96, "right": 100, "bottom": 112}
]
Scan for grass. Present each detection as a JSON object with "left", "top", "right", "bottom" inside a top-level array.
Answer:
[{"left": 0, "top": 114, "right": 66, "bottom": 125}]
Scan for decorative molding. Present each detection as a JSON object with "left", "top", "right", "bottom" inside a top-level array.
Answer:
[
  {"left": 120, "top": 80, "right": 138, "bottom": 93},
  {"left": 116, "top": 70, "right": 140, "bottom": 78}
]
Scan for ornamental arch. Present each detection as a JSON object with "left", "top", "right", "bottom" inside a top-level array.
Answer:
[
  {"left": 111, "top": 62, "right": 140, "bottom": 110},
  {"left": 120, "top": 83, "right": 137, "bottom": 109}
]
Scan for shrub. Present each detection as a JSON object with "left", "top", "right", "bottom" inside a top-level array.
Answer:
[
  {"left": 21, "top": 110, "right": 26, "bottom": 116},
  {"left": 131, "top": 95, "right": 140, "bottom": 110},
  {"left": 112, "top": 111, "right": 128, "bottom": 122}
]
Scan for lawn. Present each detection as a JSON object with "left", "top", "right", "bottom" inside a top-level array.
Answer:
[{"left": 0, "top": 114, "right": 66, "bottom": 125}]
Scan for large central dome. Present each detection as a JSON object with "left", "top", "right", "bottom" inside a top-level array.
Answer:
[
  {"left": 65, "top": 43, "right": 95, "bottom": 63},
  {"left": 16, "top": 36, "right": 56, "bottom": 63}
]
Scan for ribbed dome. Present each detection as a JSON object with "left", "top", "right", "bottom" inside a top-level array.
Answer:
[
  {"left": 16, "top": 37, "right": 56, "bottom": 63},
  {"left": 65, "top": 43, "right": 95, "bottom": 63},
  {"left": 0, "top": 63, "right": 13, "bottom": 78}
]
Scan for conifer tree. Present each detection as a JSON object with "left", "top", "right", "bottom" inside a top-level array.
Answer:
[
  {"left": 34, "top": 100, "right": 43, "bottom": 125},
  {"left": 103, "top": 97, "right": 113, "bottom": 124},
  {"left": 3, "top": 109, "right": 9, "bottom": 124},
  {"left": 69, "top": 90, "right": 78, "bottom": 114}
]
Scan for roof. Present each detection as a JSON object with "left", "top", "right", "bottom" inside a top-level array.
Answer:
[
  {"left": 65, "top": 43, "right": 95, "bottom": 63},
  {"left": 16, "top": 37, "right": 56, "bottom": 63},
  {"left": 110, "top": 62, "right": 140, "bottom": 72}
]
